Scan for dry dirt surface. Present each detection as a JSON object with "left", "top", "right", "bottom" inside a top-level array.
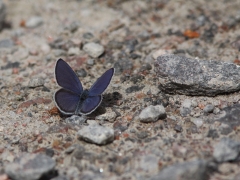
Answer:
[{"left": 0, "top": 0, "right": 240, "bottom": 180}]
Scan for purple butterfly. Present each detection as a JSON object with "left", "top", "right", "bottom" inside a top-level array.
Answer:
[{"left": 54, "top": 59, "right": 114, "bottom": 115}]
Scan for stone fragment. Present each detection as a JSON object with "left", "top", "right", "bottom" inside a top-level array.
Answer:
[
  {"left": 139, "top": 105, "right": 166, "bottom": 123},
  {"left": 155, "top": 54, "right": 240, "bottom": 96},
  {"left": 65, "top": 115, "right": 86, "bottom": 126},
  {"left": 213, "top": 138, "right": 240, "bottom": 163},
  {"left": 83, "top": 42, "right": 104, "bottom": 58},
  {"left": 5, "top": 153, "right": 56, "bottom": 180},
  {"left": 77, "top": 124, "right": 114, "bottom": 145},
  {"left": 26, "top": 16, "right": 43, "bottom": 28},
  {"left": 150, "top": 160, "right": 214, "bottom": 180},
  {"left": 28, "top": 77, "right": 44, "bottom": 87}
]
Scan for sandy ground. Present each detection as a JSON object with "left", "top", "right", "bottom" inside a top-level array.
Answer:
[{"left": 0, "top": 0, "right": 240, "bottom": 180}]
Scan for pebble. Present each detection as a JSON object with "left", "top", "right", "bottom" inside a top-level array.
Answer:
[
  {"left": 216, "top": 103, "right": 240, "bottom": 128},
  {"left": 5, "top": 153, "right": 56, "bottom": 180},
  {"left": 83, "top": 42, "right": 104, "bottom": 58},
  {"left": 86, "top": 59, "right": 95, "bottom": 65},
  {"left": 28, "top": 77, "right": 44, "bottom": 88},
  {"left": 25, "top": 16, "right": 43, "bottom": 28},
  {"left": 203, "top": 104, "right": 215, "bottom": 113},
  {"left": 125, "top": 85, "right": 144, "bottom": 93},
  {"left": 108, "top": 40, "right": 123, "bottom": 49},
  {"left": 0, "top": 39, "right": 14, "bottom": 48},
  {"left": 76, "top": 68, "right": 87, "bottom": 77},
  {"left": 181, "top": 99, "right": 192, "bottom": 109},
  {"left": 138, "top": 105, "right": 166, "bottom": 123},
  {"left": 150, "top": 160, "right": 213, "bottom": 180},
  {"left": 53, "top": 49, "right": 67, "bottom": 57},
  {"left": 155, "top": 54, "right": 240, "bottom": 96},
  {"left": 65, "top": 115, "right": 86, "bottom": 126},
  {"left": 213, "top": 137, "right": 240, "bottom": 163},
  {"left": 180, "top": 100, "right": 192, "bottom": 117},
  {"left": 77, "top": 123, "right": 114, "bottom": 145},
  {"left": 190, "top": 118, "right": 203, "bottom": 128},
  {"left": 114, "top": 58, "right": 133, "bottom": 75},
  {"left": 67, "top": 47, "right": 80, "bottom": 56},
  {"left": 13, "top": 48, "right": 29, "bottom": 60}
]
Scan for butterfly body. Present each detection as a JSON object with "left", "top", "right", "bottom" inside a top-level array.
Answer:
[{"left": 54, "top": 59, "right": 114, "bottom": 115}]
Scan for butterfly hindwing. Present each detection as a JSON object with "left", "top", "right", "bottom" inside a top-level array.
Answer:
[
  {"left": 55, "top": 59, "right": 83, "bottom": 94},
  {"left": 88, "top": 68, "right": 114, "bottom": 96},
  {"left": 80, "top": 95, "right": 102, "bottom": 115},
  {"left": 54, "top": 88, "right": 80, "bottom": 115}
]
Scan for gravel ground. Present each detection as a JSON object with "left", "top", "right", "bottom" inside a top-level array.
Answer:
[{"left": 0, "top": 0, "right": 240, "bottom": 180}]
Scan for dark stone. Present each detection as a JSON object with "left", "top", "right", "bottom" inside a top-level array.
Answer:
[
  {"left": 155, "top": 54, "right": 240, "bottom": 96},
  {"left": 174, "top": 125, "right": 183, "bottom": 132},
  {"left": 207, "top": 129, "right": 219, "bottom": 139},
  {"left": 130, "top": 53, "right": 141, "bottom": 59},
  {"left": 108, "top": 40, "right": 123, "bottom": 49},
  {"left": 45, "top": 148, "right": 54, "bottom": 157},
  {"left": 125, "top": 39, "right": 138, "bottom": 53},
  {"left": 201, "top": 23, "right": 218, "bottom": 43},
  {"left": 1, "top": 62, "right": 20, "bottom": 70},
  {"left": 125, "top": 85, "right": 144, "bottom": 93},
  {"left": 137, "top": 131, "right": 148, "bottom": 139},
  {"left": 140, "top": 63, "right": 152, "bottom": 72},
  {"left": 216, "top": 103, "right": 240, "bottom": 129},
  {"left": 76, "top": 68, "right": 87, "bottom": 77},
  {"left": 130, "top": 74, "right": 144, "bottom": 83},
  {"left": 82, "top": 32, "right": 94, "bottom": 39}
]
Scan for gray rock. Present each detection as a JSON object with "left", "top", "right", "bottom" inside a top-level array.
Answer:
[
  {"left": 5, "top": 153, "right": 56, "bottom": 180},
  {"left": 139, "top": 105, "right": 166, "bottom": 123},
  {"left": 83, "top": 42, "right": 104, "bottom": 58},
  {"left": 180, "top": 99, "right": 192, "bottom": 117},
  {"left": 213, "top": 137, "right": 240, "bottom": 163},
  {"left": 155, "top": 54, "right": 240, "bottom": 96},
  {"left": 0, "top": 39, "right": 14, "bottom": 48},
  {"left": 180, "top": 107, "right": 191, "bottom": 117},
  {"left": 13, "top": 48, "right": 29, "bottom": 60},
  {"left": 28, "top": 77, "right": 44, "bottom": 87},
  {"left": 65, "top": 115, "right": 86, "bottom": 125},
  {"left": 150, "top": 160, "right": 213, "bottom": 180},
  {"left": 0, "top": 0, "right": 6, "bottom": 31},
  {"left": 26, "top": 16, "right": 43, "bottom": 28},
  {"left": 77, "top": 124, "right": 114, "bottom": 145},
  {"left": 181, "top": 99, "right": 192, "bottom": 109},
  {"left": 114, "top": 58, "right": 133, "bottom": 75},
  {"left": 217, "top": 103, "right": 240, "bottom": 128},
  {"left": 203, "top": 104, "right": 215, "bottom": 113},
  {"left": 67, "top": 47, "right": 80, "bottom": 56},
  {"left": 86, "top": 59, "right": 95, "bottom": 65},
  {"left": 53, "top": 49, "right": 66, "bottom": 57}
]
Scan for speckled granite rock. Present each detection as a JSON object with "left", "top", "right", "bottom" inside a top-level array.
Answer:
[{"left": 155, "top": 54, "right": 240, "bottom": 96}]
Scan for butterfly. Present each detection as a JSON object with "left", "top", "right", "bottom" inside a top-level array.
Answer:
[{"left": 54, "top": 59, "right": 114, "bottom": 115}]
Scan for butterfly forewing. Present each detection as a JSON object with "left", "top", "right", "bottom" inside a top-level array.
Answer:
[
  {"left": 54, "top": 88, "right": 80, "bottom": 114},
  {"left": 80, "top": 95, "right": 102, "bottom": 114},
  {"left": 55, "top": 59, "right": 83, "bottom": 94},
  {"left": 88, "top": 68, "right": 114, "bottom": 96}
]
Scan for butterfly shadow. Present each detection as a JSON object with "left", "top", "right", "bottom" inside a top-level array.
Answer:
[{"left": 86, "top": 91, "right": 122, "bottom": 118}]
